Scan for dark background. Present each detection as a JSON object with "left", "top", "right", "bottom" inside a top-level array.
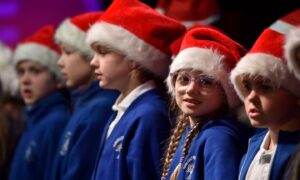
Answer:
[{"left": 0, "top": 0, "right": 300, "bottom": 49}]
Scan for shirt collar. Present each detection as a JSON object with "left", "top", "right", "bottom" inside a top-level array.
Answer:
[{"left": 112, "top": 80, "right": 156, "bottom": 112}]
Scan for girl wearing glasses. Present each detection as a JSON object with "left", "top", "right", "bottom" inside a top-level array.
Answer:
[{"left": 161, "top": 26, "right": 251, "bottom": 180}]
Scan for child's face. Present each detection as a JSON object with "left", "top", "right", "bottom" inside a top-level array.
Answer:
[
  {"left": 90, "top": 45, "right": 131, "bottom": 91},
  {"left": 173, "top": 70, "right": 225, "bottom": 118},
  {"left": 242, "top": 76, "right": 300, "bottom": 130},
  {"left": 16, "top": 60, "right": 58, "bottom": 106},
  {"left": 57, "top": 46, "right": 93, "bottom": 89}
]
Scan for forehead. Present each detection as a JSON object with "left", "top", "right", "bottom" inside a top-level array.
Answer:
[
  {"left": 241, "top": 74, "right": 272, "bottom": 84},
  {"left": 16, "top": 60, "right": 45, "bottom": 69},
  {"left": 178, "top": 69, "right": 203, "bottom": 75}
]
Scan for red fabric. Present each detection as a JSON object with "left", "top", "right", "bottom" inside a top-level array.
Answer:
[
  {"left": 248, "top": 9, "right": 300, "bottom": 61},
  {"left": 280, "top": 9, "right": 300, "bottom": 26},
  {"left": 249, "top": 29, "right": 284, "bottom": 60},
  {"left": 179, "top": 26, "right": 246, "bottom": 69},
  {"left": 156, "top": 0, "right": 219, "bottom": 21},
  {"left": 97, "top": 0, "right": 186, "bottom": 55},
  {"left": 21, "top": 25, "right": 61, "bottom": 54},
  {"left": 71, "top": 12, "right": 103, "bottom": 32}
]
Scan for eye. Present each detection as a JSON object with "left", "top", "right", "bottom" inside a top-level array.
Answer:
[
  {"left": 31, "top": 67, "right": 42, "bottom": 75},
  {"left": 96, "top": 46, "right": 110, "bottom": 55},
  {"left": 258, "top": 83, "right": 274, "bottom": 93},
  {"left": 242, "top": 80, "right": 252, "bottom": 92},
  {"left": 176, "top": 74, "right": 190, "bottom": 86},
  {"left": 197, "top": 76, "right": 215, "bottom": 86},
  {"left": 62, "top": 47, "right": 74, "bottom": 55},
  {"left": 16, "top": 68, "right": 24, "bottom": 77}
]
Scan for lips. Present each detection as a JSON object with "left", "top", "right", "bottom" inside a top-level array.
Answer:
[
  {"left": 94, "top": 72, "right": 103, "bottom": 80},
  {"left": 183, "top": 98, "right": 201, "bottom": 105},
  {"left": 22, "top": 89, "right": 32, "bottom": 98},
  {"left": 248, "top": 108, "right": 261, "bottom": 118}
]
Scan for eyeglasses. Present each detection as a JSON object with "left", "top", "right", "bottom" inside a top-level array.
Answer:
[{"left": 171, "top": 72, "right": 217, "bottom": 90}]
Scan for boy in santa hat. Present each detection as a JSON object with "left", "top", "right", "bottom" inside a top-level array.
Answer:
[
  {"left": 230, "top": 9, "right": 300, "bottom": 180},
  {"left": 87, "top": 0, "right": 185, "bottom": 179},
  {"left": 8, "top": 25, "right": 70, "bottom": 180},
  {"left": 49, "top": 12, "right": 119, "bottom": 180}
]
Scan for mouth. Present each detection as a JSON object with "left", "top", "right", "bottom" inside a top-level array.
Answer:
[
  {"left": 94, "top": 72, "right": 103, "bottom": 79},
  {"left": 22, "top": 89, "right": 32, "bottom": 98},
  {"left": 248, "top": 108, "right": 261, "bottom": 118},
  {"left": 183, "top": 98, "right": 201, "bottom": 105},
  {"left": 60, "top": 71, "right": 67, "bottom": 79}
]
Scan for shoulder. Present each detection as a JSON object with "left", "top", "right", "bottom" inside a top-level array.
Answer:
[{"left": 199, "top": 118, "right": 251, "bottom": 146}]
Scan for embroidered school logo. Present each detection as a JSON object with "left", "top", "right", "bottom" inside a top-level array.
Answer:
[
  {"left": 183, "top": 156, "right": 196, "bottom": 180},
  {"left": 25, "top": 140, "right": 37, "bottom": 162},
  {"left": 113, "top": 136, "right": 124, "bottom": 159},
  {"left": 60, "top": 131, "right": 72, "bottom": 156}
]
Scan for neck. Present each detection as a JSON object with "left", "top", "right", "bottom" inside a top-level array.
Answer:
[
  {"left": 267, "top": 129, "right": 278, "bottom": 150},
  {"left": 118, "top": 77, "right": 146, "bottom": 103}
]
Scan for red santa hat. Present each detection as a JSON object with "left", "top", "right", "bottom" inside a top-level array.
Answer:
[
  {"left": 230, "top": 9, "right": 300, "bottom": 101},
  {"left": 55, "top": 12, "right": 102, "bottom": 59},
  {"left": 166, "top": 26, "right": 246, "bottom": 108},
  {"left": 13, "top": 25, "right": 62, "bottom": 81},
  {"left": 86, "top": 0, "right": 186, "bottom": 78},
  {"left": 155, "top": 0, "right": 219, "bottom": 28},
  {"left": 285, "top": 25, "right": 300, "bottom": 80}
]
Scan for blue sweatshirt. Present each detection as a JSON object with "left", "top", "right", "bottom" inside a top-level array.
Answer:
[
  {"left": 9, "top": 91, "right": 70, "bottom": 180},
  {"left": 92, "top": 89, "right": 171, "bottom": 180},
  {"left": 49, "top": 81, "right": 119, "bottom": 180},
  {"left": 239, "top": 129, "right": 300, "bottom": 180},
  {"left": 166, "top": 118, "right": 250, "bottom": 180}
]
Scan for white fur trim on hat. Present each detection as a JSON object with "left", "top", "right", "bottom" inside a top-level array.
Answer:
[
  {"left": 0, "top": 42, "right": 19, "bottom": 96},
  {"left": 285, "top": 27, "right": 300, "bottom": 80},
  {"left": 86, "top": 21, "right": 171, "bottom": 78},
  {"left": 181, "top": 14, "right": 220, "bottom": 28},
  {"left": 166, "top": 47, "right": 240, "bottom": 108},
  {"left": 55, "top": 19, "right": 94, "bottom": 59},
  {"left": 230, "top": 53, "right": 300, "bottom": 101},
  {"left": 13, "top": 42, "right": 63, "bottom": 81}
]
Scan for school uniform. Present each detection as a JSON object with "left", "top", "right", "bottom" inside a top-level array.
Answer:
[
  {"left": 49, "top": 81, "right": 119, "bottom": 180},
  {"left": 239, "top": 129, "right": 300, "bottom": 180},
  {"left": 9, "top": 91, "right": 70, "bottom": 180},
  {"left": 166, "top": 118, "right": 250, "bottom": 180},
  {"left": 92, "top": 81, "right": 171, "bottom": 180}
]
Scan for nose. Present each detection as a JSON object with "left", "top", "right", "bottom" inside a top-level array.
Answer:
[
  {"left": 19, "top": 72, "right": 31, "bottom": 85},
  {"left": 90, "top": 54, "right": 99, "bottom": 68},
  {"left": 57, "top": 56, "right": 64, "bottom": 68},
  {"left": 246, "top": 89, "right": 259, "bottom": 103},
  {"left": 185, "top": 80, "right": 199, "bottom": 94}
]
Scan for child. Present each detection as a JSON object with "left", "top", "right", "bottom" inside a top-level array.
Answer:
[
  {"left": 49, "top": 12, "right": 119, "bottom": 180},
  {"left": 161, "top": 26, "right": 250, "bottom": 180},
  {"left": 87, "top": 0, "right": 185, "bottom": 179},
  {"left": 282, "top": 19, "right": 300, "bottom": 180},
  {"left": 230, "top": 9, "right": 300, "bottom": 180},
  {"left": 0, "top": 41, "right": 24, "bottom": 180},
  {"left": 8, "top": 25, "right": 70, "bottom": 180}
]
